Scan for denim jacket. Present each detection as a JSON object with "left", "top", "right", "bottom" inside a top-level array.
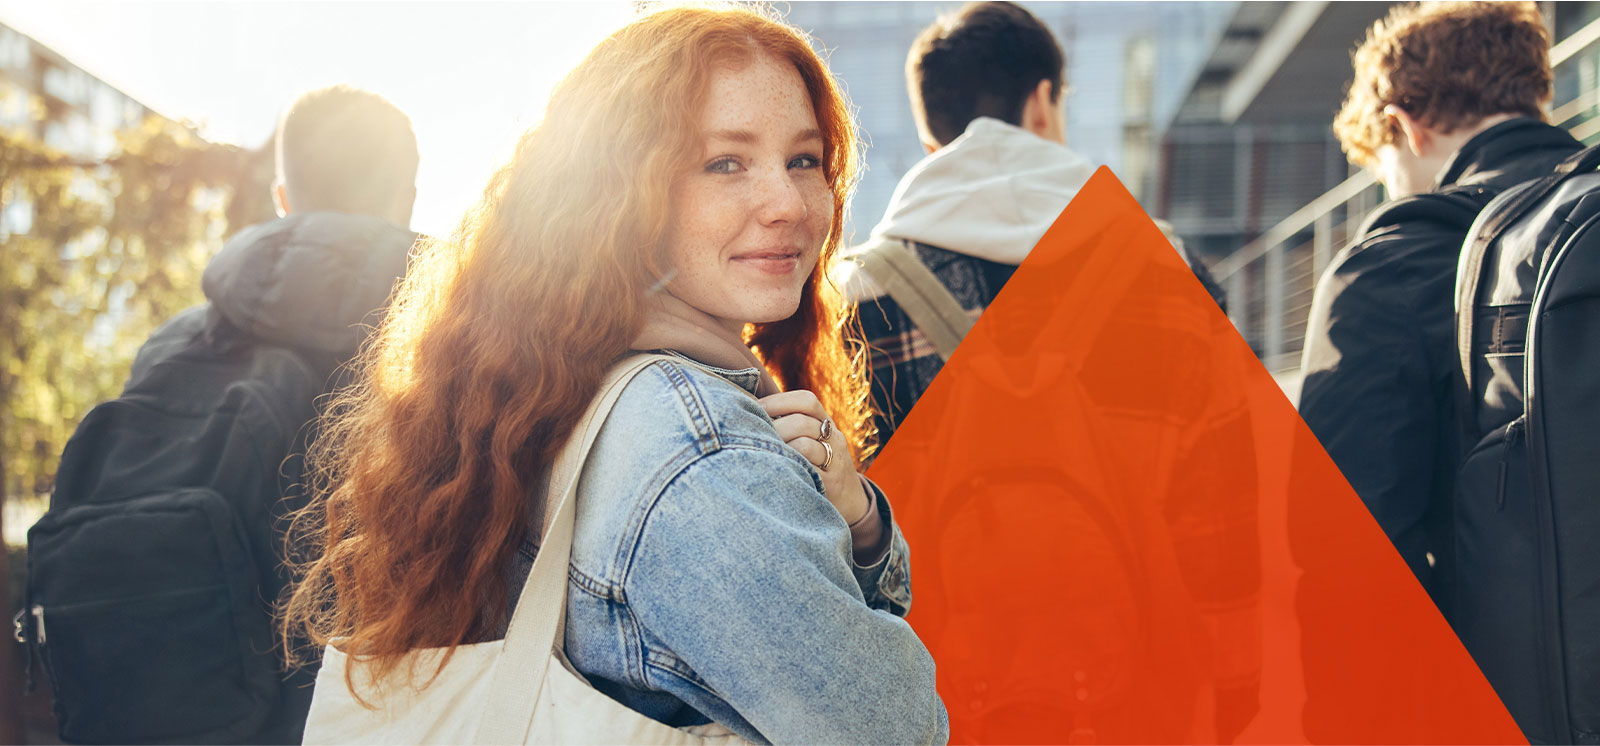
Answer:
[{"left": 511, "top": 354, "right": 948, "bottom": 745}]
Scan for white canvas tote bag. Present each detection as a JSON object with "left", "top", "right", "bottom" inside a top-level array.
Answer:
[{"left": 302, "top": 354, "right": 749, "bottom": 745}]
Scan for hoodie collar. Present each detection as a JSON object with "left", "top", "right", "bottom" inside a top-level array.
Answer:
[
  {"left": 628, "top": 292, "right": 779, "bottom": 397},
  {"left": 201, "top": 212, "right": 416, "bottom": 355},
  {"left": 866, "top": 117, "right": 1094, "bottom": 266}
]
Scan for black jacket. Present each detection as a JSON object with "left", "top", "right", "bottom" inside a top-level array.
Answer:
[
  {"left": 1290, "top": 119, "right": 1580, "bottom": 740},
  {"left": 116, "top": 212, "right": 413, "bottom": 742},
  {"left": 1296, "top": 118, "right": 1580, "bottom": 601}
]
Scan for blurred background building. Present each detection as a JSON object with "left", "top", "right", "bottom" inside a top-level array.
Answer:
[
  {"left": 790, "top": 1, "right": 1600, "bottom": 390},
  {"left": 0, "top": 22, "right": 156, "bottom": 158},
  {"left": 1169, "top": 2, "right": 1600, "bottom": 387},
  {"left": 0, "top": 20, "right": 165, "bottom": 242}
]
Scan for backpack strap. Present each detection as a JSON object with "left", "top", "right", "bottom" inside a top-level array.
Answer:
[
  {"left": 1473, "top": 144, "right": 1600, "bottom": 251},
  {"left": 847, "top": 237, "right": 975, "bottom": 361},
  {"left": 476, "top": 353, "right": 676, "bottom": 745},
  {"left": 1451, "top": 148, "right": 1600, "bottom": 439},
  {"left": 1454, "top": 147, "right": 1600, "bottom": 346}
]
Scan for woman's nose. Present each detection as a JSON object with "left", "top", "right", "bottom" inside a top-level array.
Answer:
[{"left": 754, "top": 167, "right": 807, "bottom": 225}]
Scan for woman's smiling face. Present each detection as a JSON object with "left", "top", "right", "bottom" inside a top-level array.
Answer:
[{"left": 661, "top": 54, "right": 833, "bottom": 333}]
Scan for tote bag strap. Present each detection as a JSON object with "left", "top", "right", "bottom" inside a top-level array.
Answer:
[{"left": 476, "top": 353, "right": 675, "bottom": 744}]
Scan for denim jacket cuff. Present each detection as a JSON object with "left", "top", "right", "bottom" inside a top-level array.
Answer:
[
  {"left": 850, "top": 477, "right": 913, "bottom": 616},
  {"left": 849, "top": 475, "right": 891, "bottom": 563}
]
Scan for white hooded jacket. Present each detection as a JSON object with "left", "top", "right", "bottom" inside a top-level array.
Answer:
[{"left": 838, "top": 117, "right": 1095, "bottom": 302}]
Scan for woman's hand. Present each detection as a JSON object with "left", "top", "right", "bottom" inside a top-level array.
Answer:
[{"left": 759, "top": 390, "right": 870, "bottom": 524}]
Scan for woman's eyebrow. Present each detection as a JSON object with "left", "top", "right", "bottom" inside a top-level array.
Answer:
[
  {"left": 704, "top": 129, "right": 758, "bottom": 145},
  {"left": 703, "top": 128, "right": 824, "bottom": 146}
]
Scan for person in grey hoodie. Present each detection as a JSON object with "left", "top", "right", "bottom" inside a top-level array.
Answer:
[{"left": 36, "top": 85, "right": 417, "bottom": 745}]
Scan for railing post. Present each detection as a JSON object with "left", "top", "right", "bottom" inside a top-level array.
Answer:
[
  {"left": 1354, "top": 180, "right": 1376, "bottom": 229},
  {"left": 1227, "top": 267, "right": 1246, "bottom": 330},
  {"left": 1313, "top": 210, "right": 1333, "bottom": 277},
  {"left": 1265, "top": 241, "right": 1285, "bottom": 368}
]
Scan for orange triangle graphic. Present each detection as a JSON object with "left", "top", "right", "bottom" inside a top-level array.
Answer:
[{"left": 864, "top": 167, "right": 1524, "bottom": 744}]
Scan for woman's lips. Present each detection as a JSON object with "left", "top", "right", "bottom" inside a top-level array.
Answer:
[{"left": 732, "top": 251, "right": 801, "bottom": 275}]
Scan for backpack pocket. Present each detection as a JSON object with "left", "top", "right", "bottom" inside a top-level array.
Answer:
[
  {"left": 26, "top": 488, "right": 279, "bottom": 744},
  {"left": 1453, "top": 418, "right": 1547, "bottom": 729}
]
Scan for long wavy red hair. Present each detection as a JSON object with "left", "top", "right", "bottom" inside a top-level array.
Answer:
[{"left": 280, "top": 3, "right": 871, "bottom": 689}]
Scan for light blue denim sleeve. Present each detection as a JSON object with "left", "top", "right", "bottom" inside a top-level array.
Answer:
[
  {"left": 626, "top": 445, "right": 949, "bottom": 745},
  {"left": 852, "top": 478, "right": 914, "bottom": 617}
]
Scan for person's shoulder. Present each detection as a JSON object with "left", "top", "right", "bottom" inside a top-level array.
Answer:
[
  {"left": 139, "top": 303, "right": 210, "bottom": 353},
  {"left": 1352, "top": 188, "right": 1488, "bottom": 248},
  {"left": 125, "top": 303, "right": 339, "bottom": 419},
  {"left": 610, "top": 356, "right": 784, "bottom": 456},
  {"left": 125, "top": 304, "right": 215, "bottom": 386},
  {"left": 574, "top": 357, "right": 809, "bottom": 554},
  {"left": 1334, "top": 193, "right": 1479, "bottom": 283}
]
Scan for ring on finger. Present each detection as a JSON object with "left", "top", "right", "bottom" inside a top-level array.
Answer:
[
  {"left": 819, "top": 439, "right": 834, "bottom": 471},
  {"left": 818, "top": 418, "right": 833, "bottom": 441}
]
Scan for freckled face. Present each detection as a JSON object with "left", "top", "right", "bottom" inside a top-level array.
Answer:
[{"left": 661, "top": 55, "right": 833, "bottom": 333}]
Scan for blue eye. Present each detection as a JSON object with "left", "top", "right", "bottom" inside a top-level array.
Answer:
[
  {"left": 706, "top": 157, "right": 742, "bottom": 174},
  {"left": 789, "top": 154, "right": 821, "bottom": 169}
]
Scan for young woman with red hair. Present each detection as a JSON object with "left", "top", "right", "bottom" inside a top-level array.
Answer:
[{"left": 282, "top": 4, "right": 947, "bottom": 743}]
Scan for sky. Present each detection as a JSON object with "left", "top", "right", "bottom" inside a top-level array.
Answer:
[{"left": 0, "top": 1, "right": 638, "bottom": 236}]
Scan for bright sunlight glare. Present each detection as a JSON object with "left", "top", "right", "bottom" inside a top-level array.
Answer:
[{"left": 0, "top": 1, "right": 639, "bottom": 237}]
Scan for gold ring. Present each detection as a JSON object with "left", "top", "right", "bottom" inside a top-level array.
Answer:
[
  {"left": 818, "top": 418, "right": 834, "bottom": 442},
  {"left": 820, "top": 440, "right": 834, "bottom": 471}
]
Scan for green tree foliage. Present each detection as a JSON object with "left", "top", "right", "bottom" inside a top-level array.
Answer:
[{"left": 0, "top": 113, "right": 274, "bottom": 508}]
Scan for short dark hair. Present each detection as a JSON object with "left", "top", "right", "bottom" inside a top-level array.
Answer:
[
  {"left": 275, "top": 85, "right": 418, "bottom": 217},
  {"left": 906, "top": 1, "right": 1065, "bottom": 147}
]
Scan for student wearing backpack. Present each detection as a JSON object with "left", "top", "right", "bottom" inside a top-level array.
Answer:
[
  {"left": 1290, "top": 3, "right": 1580, "bottom": 740},
  {"left": 832, "top": 2, "right": 1092, "bottom": 444},
  {"left": 827, "top": 4, "right": 1260, "bottom": 741},
  {"left": 21, "top": 86, "right": 419, "bottom": 744},
  {"left": 832, "top": 2, "right": 1225, "bottom": 447},
  {"left": 280, "top": 6, "right": 946, "bottom": 744}
]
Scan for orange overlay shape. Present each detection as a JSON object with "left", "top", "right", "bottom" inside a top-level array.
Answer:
[{"left": 863, "top": 168, "right": 1524, "bottom": 744}]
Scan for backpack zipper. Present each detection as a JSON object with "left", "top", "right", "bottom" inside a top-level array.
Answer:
[
  {"left": 12, "top": 605, "right": 43, "bottom": 694},
  {"left": 1522, "top": 208, "right": 1600, "bottom": 742},
  {"left": 11, "top": 605, "right": 45, "bottom": 645},
  {"left": 1495, "top": 418, "right": 1525, "bottom": 511}
]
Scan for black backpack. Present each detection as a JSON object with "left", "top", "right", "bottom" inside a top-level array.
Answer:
[
  {"left": 18, "top": 309, "right": 339, "bottom": 744},
  {"left": 1453, "top": 144, "right": 1600, "bottom": 745}
]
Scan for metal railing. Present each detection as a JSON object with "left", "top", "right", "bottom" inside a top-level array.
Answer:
[{"left": 1214, "top": 15, "right": 1600, "bottom": 376}]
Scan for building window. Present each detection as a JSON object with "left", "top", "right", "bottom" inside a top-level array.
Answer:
[
  {"left": 0, "top": 27, "right": 28, "bottom": 71},
  {"left": 42, "top": 63, "right": 88, "bottom": 107},
  {"left": 0, "top": 79, "right": 29, "bottom": 128}
]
